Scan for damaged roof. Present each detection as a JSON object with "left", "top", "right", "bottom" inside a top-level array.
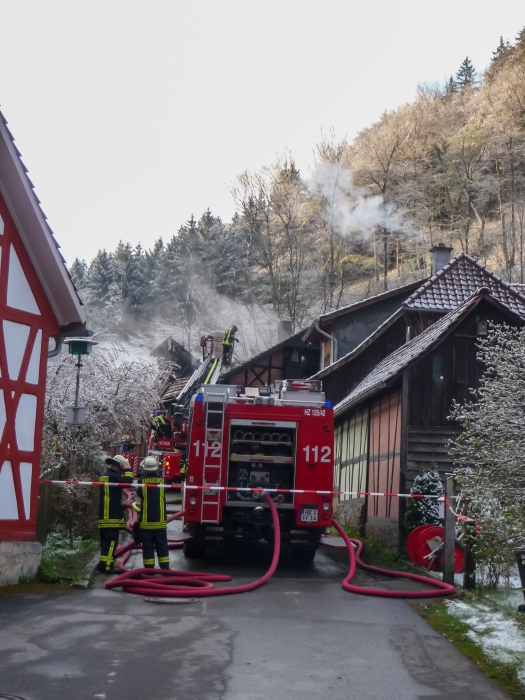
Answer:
[
  {"left": 334, "top": 289, "right": 525, "bottom": 417},
  {"left": 0, "top": 109, "right": 86, "bottom": 329},
  {"left": 404, "top": 254, "right": 525, "bottom": 317}
]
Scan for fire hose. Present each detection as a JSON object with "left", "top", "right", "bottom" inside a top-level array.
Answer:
[
  {"left": 105, "top": 491, "right": 280, "bottom": 597},
  {"left": 105, "top": 491, "right": 454, "bottom": 599}
]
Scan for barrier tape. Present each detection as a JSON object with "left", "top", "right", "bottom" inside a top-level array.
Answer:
[{"left": 39, "top": 479, "right": 456, "bottom": 499}]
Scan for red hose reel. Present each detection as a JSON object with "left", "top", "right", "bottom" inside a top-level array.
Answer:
[{"left": 407, "top": 524, "right": 464, "bottom": 573}]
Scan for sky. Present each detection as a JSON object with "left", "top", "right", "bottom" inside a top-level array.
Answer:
[{"left": 0, "top": 0, "right": 524, "bottom": 266}]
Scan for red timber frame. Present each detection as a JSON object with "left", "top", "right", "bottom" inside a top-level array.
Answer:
[{"left": 0, "top": 192, "right": 59, "bottom": 541}]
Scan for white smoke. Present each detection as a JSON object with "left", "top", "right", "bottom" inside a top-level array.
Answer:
[{"left": 307, "top": 162, "right": 400, "bottom": 236}]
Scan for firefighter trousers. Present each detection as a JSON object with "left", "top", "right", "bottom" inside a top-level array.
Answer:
[
  {"left": 99, "top": 528, "right": 119, "bottom": 571},
  {"left": 140, "top": 529, "right": 170, "bottom": 569}
]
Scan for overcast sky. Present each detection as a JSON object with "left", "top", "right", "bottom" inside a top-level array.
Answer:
[{"left": 0, "top": 0, "right": 524, "bottom": 265}]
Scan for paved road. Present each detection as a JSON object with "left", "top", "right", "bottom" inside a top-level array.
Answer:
[{"left": 0, "top": 523, "right": 511, "bottom": 700}]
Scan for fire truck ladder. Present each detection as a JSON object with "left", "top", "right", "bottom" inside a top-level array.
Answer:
[
  {"left": 201, "top": 390, "right": 227, "bottom": 523},
  {"left": 176, "top": 356, "right": 213, "bottom": 408}
]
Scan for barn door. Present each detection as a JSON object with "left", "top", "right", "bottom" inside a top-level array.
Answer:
[{"left": 367, "top": 391, "right": 401, "bottom": 520}]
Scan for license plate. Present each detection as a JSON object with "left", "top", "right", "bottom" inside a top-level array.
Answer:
[{"left": 300, "top": 508, "right": 318, "bottom": 523}]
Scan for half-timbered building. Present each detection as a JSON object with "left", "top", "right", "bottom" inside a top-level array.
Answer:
[{"left": 0, "top": 111, "right": 86, "bottom": 583}]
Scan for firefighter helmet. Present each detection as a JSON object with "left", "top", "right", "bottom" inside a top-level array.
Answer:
[
  {"left": 142, "top": 456, "right": 160, "bottom": 472},
  {"left": 105, "top": 454, "right": 129, "bottom": 470}
]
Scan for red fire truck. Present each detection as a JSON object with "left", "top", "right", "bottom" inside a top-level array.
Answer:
[{"left": 183, "top": 380, "right": 334, "bottom": 562}]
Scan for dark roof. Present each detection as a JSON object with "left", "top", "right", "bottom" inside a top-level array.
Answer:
[
  {"left": 221, "top": 329, "right": 306, "bottom": 382},
  {"left": 0, "top": 109, "right": 86, "bottom": 329},
  {"left": 404, "top": 254, "right": 525, "bottom": 317},
  {"left": 302, "top": 278, "right": 427, "bottom": 342},
  {"left": 150, "top": 336, "right": 200, "bottom": 373},
  {"left": 310, "top": 307, "right": 404, "bottom": 380},
  {"left": 334, "top": 289, "right": 525, "bottom": 417}
]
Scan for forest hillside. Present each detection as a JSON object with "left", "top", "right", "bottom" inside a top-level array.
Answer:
[{"left": 70, "top": 27, "right": 525, "bottom": 361}]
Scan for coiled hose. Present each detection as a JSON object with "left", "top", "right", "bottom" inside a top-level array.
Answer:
[
  {"left": 108, "top": 491, "right": 454, "bottom": 598},
  {"left": 105, "top": 491, "right": 280, "bottom": 597}
]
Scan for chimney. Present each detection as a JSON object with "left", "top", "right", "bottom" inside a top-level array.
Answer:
[
  {"left": 277, "top": 320, "right": 293, "bottom": 343},
  {"left": 430, "top": 242, "right": 454, "bottom": 276}
]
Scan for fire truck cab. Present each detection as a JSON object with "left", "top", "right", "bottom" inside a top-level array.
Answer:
[{"left": 183, "top": 380, "right": 334, "bottom": 562}]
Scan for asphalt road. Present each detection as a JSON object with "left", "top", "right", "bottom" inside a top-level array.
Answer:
[{"left": 0, "top": 522, "right": 511, "bottom": 700}]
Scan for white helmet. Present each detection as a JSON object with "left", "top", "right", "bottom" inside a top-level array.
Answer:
[{"left": 141, "top": 456, "right": 160, "bottom": 472}]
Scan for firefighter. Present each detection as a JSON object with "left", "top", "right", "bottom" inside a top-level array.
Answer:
[
  {"left": 136, "top": 456, "right": 170, "bottom": 569},
  {"left": 151, "top": 413, "right": 172, "bottom": 440},
  {"left": 97, "top": 455, "right": 134, "bottom": 574},
  {"left": 222, "top": 325, "right": 239, "bottom": 364}
]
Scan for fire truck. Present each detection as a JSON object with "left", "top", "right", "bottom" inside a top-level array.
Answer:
[{"left": 182, "top": 380, "right": 334, "bottom": 562}]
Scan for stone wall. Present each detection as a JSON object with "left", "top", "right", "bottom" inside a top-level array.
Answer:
[
  {"left": 0, "top": 541, "right": 42, "bottom": 585},
  {"left": 365, "top": 517, "right": 401, "bottom": 551},
  {"left": 334, "top": 498, "right": 365, "bottom": 530}
]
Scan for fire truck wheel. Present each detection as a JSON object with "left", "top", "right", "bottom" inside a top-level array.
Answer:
[
  {"left": 183, "top": 540, "right": 207, "bottom": 559},
  {"left": 291, "top": 547, "right": 316, "bottom": 564}
]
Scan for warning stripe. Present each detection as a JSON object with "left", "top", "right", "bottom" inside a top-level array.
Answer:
[{"left": 39, "top": 479, "right": 454, "bottom": 499}]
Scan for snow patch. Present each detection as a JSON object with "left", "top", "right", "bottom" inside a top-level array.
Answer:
[{"left": 446, "top": 599, "right": 525, "bottom": 681}]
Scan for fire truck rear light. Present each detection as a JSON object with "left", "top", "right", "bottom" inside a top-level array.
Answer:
[
  {"left": 189, "top": 497, "right": 197, "bottom": 506},
  {"left": 322, "top": 502, "right": 330, "bottom": 511},
  {"left": 276, "top": 494, "right": 284, "bottom": 503},
  {"left": 322, "top": 514, "right": 330, "bottom": 520},
  {"left": 196, "top": 418, "right": 204, "bottom": 425},
  {"left": 189, "top": 508, "right": 196, "bottom": 514},
  {"left": 324, "top": 424, "right": 332, "bottom": 432},
  {"left": 322, "top": 495, "right": 330, "bottom": 502}
]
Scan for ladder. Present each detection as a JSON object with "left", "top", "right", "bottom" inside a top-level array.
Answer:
[
  {"left": 176, "top": 355, "right": 214, "bottom": 409},
  {"left": 201, "top": 389, "right": 227, "bottom": 523}
]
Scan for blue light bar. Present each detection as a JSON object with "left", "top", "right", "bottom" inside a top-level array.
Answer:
[
  {"left": 195, "top": 393, "right": 203, "bottom": 402},
  {"left": 325, "top": 400, "right": 333, "bottom": 408}
]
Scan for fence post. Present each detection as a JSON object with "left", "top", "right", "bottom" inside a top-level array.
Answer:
[{"left": 443, "top": 475, "right": 456, "bottom": 585}]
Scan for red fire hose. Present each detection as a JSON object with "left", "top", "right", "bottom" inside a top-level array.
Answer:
[
  {"left": 106, "top": 493, "right": 454, "bottom": 599},
  {"left": 332, "top": 519, "right": 456, "bottom": 598},
  {"left": 105, "top": 492, "right": 281, "bottom": 597}
]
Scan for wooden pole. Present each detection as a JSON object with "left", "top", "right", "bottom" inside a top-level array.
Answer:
[{"left": 443, "top": 475, "right": 456, "bottom": 585}]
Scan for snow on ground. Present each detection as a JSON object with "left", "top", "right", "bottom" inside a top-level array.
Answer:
[{"left": 445, "top": 599, "right": 525, "bottom": 682}]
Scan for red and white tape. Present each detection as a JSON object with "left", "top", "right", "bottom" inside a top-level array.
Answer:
[{"left": 39, "top": 479, "right": 454, "bottom": 499}]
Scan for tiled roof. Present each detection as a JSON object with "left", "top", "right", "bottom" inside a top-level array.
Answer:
[
  {"left": 334, "top": 289, "right": 524, "bottom": 417},
  {"left": 404, "top": 254, "right": 525, "bottom": 317}
]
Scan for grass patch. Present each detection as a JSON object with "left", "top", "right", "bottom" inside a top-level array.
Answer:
[
  {"left": 37, "top": 531, "right": 99, "bottom": 585},
  {"left": 416, "top": 601, "right": 525, "bottom": 699},
  {"left": 325, "top": 524, "right": 411, "bottom": 572}
]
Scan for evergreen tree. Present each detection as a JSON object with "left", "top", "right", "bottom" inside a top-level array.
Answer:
[
  {"left": 127, "top": 244, "right": 151, "bottom": 316},
  {"left": 70, "top": 258, "right": 88, "bottom": 290},
  {"left": 113, "top": 241, "right": 133, "bottom": 303},
  {"left": 455, "top": 57, "right": 476, "bottom": 87},
  {"left": 445, "top": 75, "right": 457, "bottom": 97},
  {"left": 404, "top": 469, "right": 443, "bottom": 532},
  {"left": 84, "top": 250, "right": 122, "bottom": 327}
]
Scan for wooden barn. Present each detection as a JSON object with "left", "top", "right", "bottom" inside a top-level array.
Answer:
[
  {"left": 0, "top": 111, "right": 86, "bottom": 583},
  {"left": 329, "top": 288, "right": 525, "bottom": 546}
]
